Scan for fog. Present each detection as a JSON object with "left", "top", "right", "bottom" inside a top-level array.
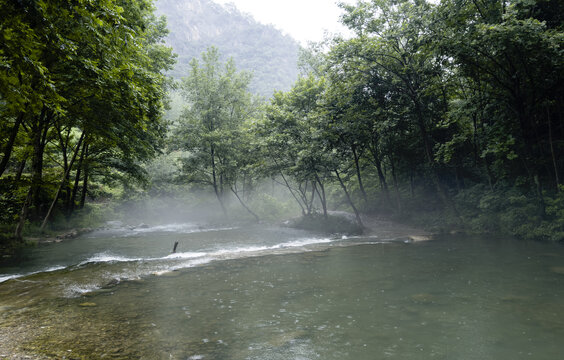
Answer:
[{"left": 114, "top": 182, "right": 302, "bottom": 227}]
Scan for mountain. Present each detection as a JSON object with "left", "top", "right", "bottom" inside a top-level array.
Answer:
[{"left": 155, "top": 0, "right": 300, "bottom": 97}]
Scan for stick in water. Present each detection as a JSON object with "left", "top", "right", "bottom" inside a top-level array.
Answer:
[{"left": 172, "top": 241, "right": 179, "bottom": 253}]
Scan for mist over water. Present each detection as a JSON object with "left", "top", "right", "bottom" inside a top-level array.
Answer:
[
  {"left": 0, "top": 215, "right": 376, "bottom": 297},
  {"left": 1, "top": 215, "right": 564, "bottom": 359}
]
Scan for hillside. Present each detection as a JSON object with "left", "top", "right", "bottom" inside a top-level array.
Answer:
[{"left": 155, "top": 0, "right": 300, "bottom": 97}]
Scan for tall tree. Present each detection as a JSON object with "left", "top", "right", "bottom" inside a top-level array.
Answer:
[
  {"left": 173, "top": 47, "right": 256, "bottom": 218},
  {"left": 259, "top": 75, "right": 331, "bottom": 217},
  {"left": 334, "top": 0, "right": 457, "bottom": 211},
  {"left": 436, "top": 0, "right": 564, "bottom": 198},
  {"left": 2, "top": 0, "right": 175, "bottom": 238}
]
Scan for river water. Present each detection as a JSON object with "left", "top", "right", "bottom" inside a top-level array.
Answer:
[{"left": 1, "top": 222, "right": 564, "bottom": 359}]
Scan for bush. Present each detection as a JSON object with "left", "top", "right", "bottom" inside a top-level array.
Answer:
[{"left": 452, "top": 184, "right": 564, "bottom": 241}]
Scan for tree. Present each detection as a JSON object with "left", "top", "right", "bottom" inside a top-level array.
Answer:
[
  {"left": 332, "top": 0, "right": 458, "bottom": 212},
  {"left": 173, "top": 47, "right": 258, "bottom": 219},
  {"left": 2, "top": 0, "right": 175, "bottom": 238},
  {"left": 258, "top": 75, "right": 332, "bottom": 217},
  {"left": 436, "top": 0, "right": 564, "bottom": 204}
]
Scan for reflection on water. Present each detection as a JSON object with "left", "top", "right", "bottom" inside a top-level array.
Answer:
[{"left": 1, "top": 223, "right": 564, "bottom": 359}]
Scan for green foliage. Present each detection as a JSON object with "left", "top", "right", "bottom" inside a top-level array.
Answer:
[
  {"left": 3, "top": 0, "right": 562, "bottom": 244},
  {"left": 247, "top": 0, "right": 563, "bottom": 240},
  {"left": 246, "top": 192, "right": 297, "bottom": 222},
  {"left": 532, "top": 187, "right": 564, "bottom": 242},
  {"left": 44, "top": 202, "right": 116, "bottom": 232},
  {"left": 256, "top": 75, "right": 335, "bottom": 216},
  {"left": 0, "top": 0, "right": 175, "bottom": 239},
  {"left": 451, "top": 184, "right": 564, "bottom": 241},
  {"left": 171, "top": 47, "right": 260, "bottom": 218}
]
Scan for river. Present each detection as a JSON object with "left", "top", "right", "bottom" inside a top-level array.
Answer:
[{"left": 1, "top": 221, "right": 564, "bottom": 359}]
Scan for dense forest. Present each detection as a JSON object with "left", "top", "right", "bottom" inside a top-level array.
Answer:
[
  {"left": 1, "top": 0, "right": 563, "bottom": 250},
  {"left": 0, "top": 0, "right": 175, "bottom": 242}
]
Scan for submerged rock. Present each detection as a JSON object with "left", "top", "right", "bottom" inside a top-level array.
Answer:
[
  {"left": 408, "top": 235, "right": 433, "bottom": 242},
  {"left": 78, "top": 302, "right": 97, "bottom": 307},
  {"left": 101, "top": 278, "right": 120, "bottom": 289},
  {"left": 158, "top": 270, "right": 182, "bottom": 278}
]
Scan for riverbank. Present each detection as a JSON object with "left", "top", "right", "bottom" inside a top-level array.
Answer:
[
  {"left": 361, "top": 214, "right": 434, "bottom": 241},
  {"left": 285, "top": 211, "right": 434, "bottom": 242},
  {"left": 0, "top": 227, "right": 97, "bottom": 267}
]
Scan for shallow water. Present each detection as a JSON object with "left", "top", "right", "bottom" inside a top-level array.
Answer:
[{"left": 1, "top": 223, "right": 564, "bottom": 359}]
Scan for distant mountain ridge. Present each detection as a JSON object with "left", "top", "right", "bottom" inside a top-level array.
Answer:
[{"left": 155, "top": 0, "right": 300, "bottom": 97}]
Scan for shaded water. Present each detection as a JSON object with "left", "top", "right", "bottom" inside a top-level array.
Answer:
[{"left": 1, "top": 222, "right": 564, "bottom": 359}]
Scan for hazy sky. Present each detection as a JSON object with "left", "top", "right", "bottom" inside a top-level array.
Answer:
[{"left": 214, "top": 0, "right": 354, "bottom": 45}]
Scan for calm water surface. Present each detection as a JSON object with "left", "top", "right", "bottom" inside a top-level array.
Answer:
[{"left": 1, "top": 222, "right": 564, "bottom": 359}]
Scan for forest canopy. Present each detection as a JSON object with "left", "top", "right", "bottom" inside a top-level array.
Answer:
[
  {"left": 169, "top": 0, "right": 564, "bottom": 240},
  {"left": 0, "top": 0, "right": 175, "bottom": 239},
  {"left": 284, "top": 0, "right": 564, "bottom": 240}
]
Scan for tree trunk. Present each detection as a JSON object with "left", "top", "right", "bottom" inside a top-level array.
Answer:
[
  {"left": 516, "top": 99, "right": 547, "bottom": 215},
  {"left": 279, "top": 172, "right": 306, "bottom": 215},
  {"left": 307, "top": 180, "right": 316, "bottom": 215},
  {"left": 69, "top": 139, "right": 87, "bottom": 214},
  {"left": 69, "top": 165, "right": 82, "bottom": 215},
  {"left": 40, "top": 132, "right": 85, "bottom": 231},
  {"left": 29, "top": 109, "right": 46, "bottom": 219},
  {"left": 534, "top": 174, "right": 546, "bottom": 219},
  {"left": 210, "top": 144, "right": 228, "bottom": 218},
  {"left": 231, "top": 186, "right": 259, "bottom": 222},
  {"left": 483, "top": 155, "right": 495, "bottom": 191},
  {"left": 30, "top": 108, "right": 53, "bottom": 219},
  {"left": 270, "top": 155, "right": 306, "bottom": 215},
  {"left": 390, "top": 157, "right": 402, "bottom": 214},
  {"left": 15, "top": 159, "right": 26, "bottom": 182},
  {"left": 472, "top": 113, "right": 479, "bottom": 168},
  {"left": 297, "top": 181, "right": 312, "bottom": 215},
  {"left": 79, "top": 144, "right": 90, "bottom": 209},
  {"left": 314, "top": 173, "right": 328, "bottom": 219},
  {"left": 352, "top": 145, "right": 368, "bottom": 204},
  {"left": 369, "top": 146, "right": 391, "bottom": 206},
  {"left": 0, "top": 112, "right": 25, "bottom": 177},
  {"left": 548, "top": 107, "right": 560, "bottom": 191},
  {"left": 17, "top": 107, "right": 49, "bottom": 233},
  {"left": 55, "top": 123, "right": 72, "bottom": 216},
  {"left": 334, "top": 169, "right": 364, "bottom": 228},
  {"left": 14, "top": 188, "right": 33, "bottom": 240}
]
